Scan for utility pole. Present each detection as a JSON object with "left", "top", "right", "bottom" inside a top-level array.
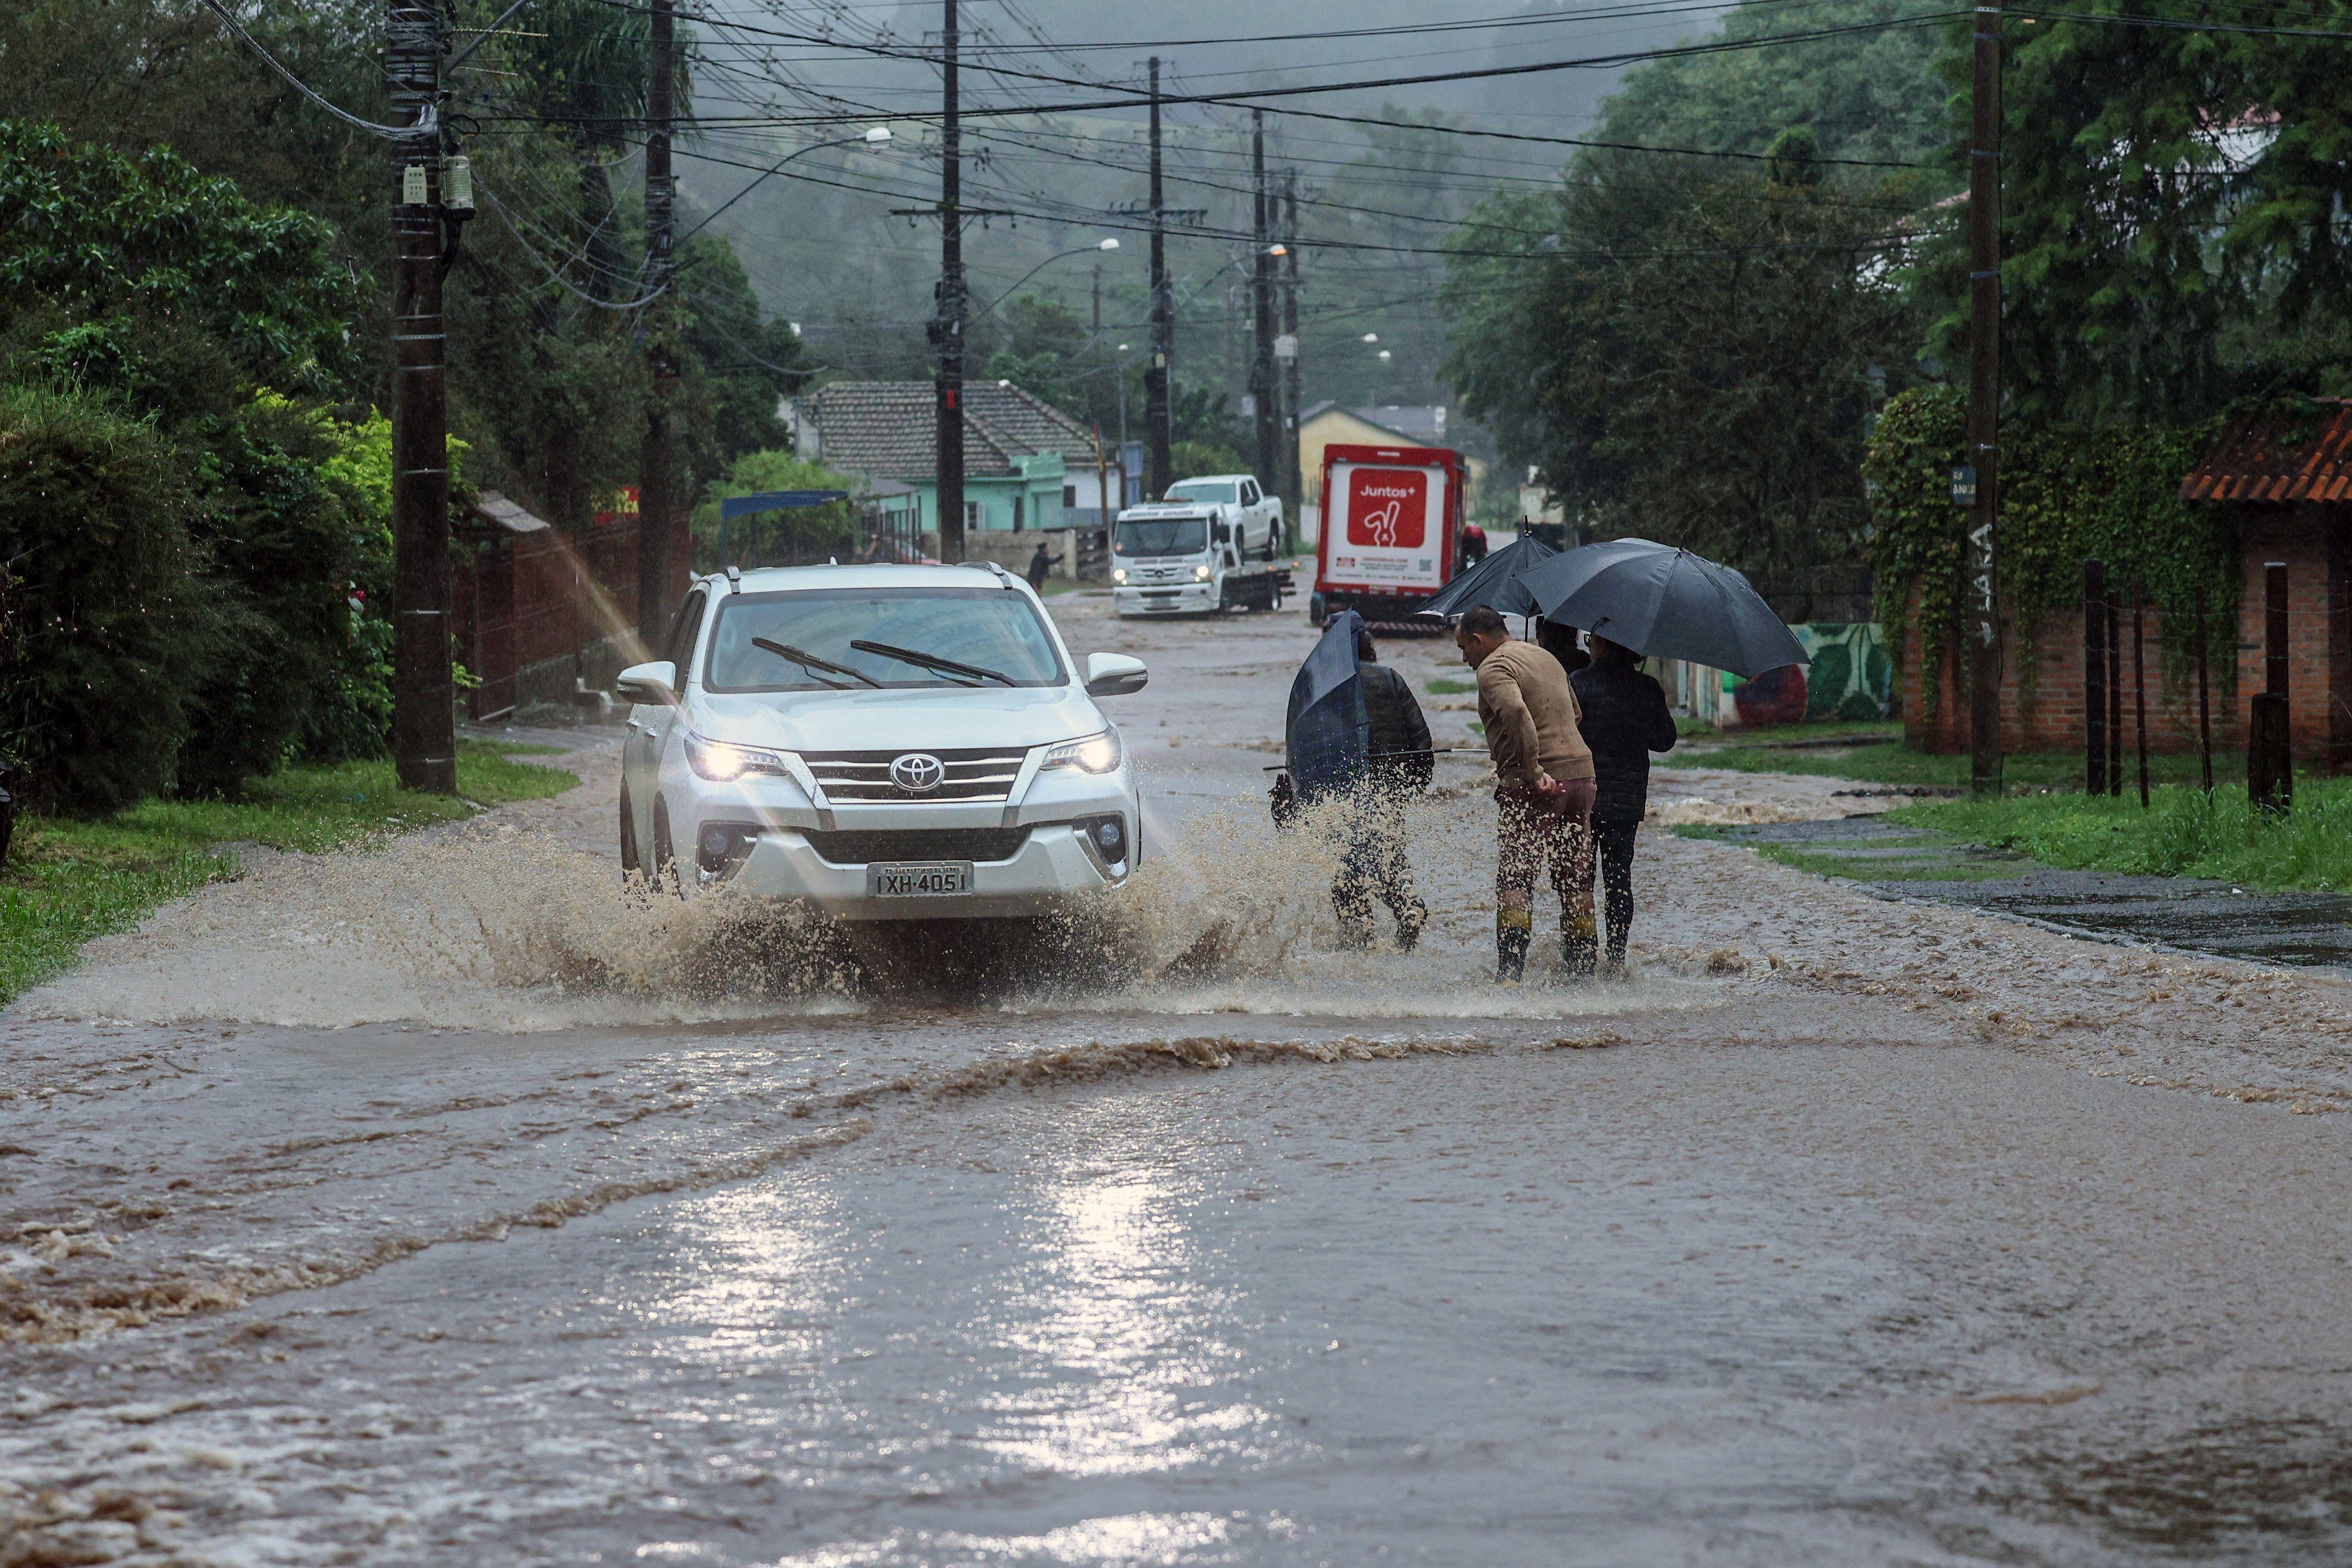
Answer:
[
  {"left": 637, "top": 0, "right": 677, "bottom": 648},
  {"left": 1144, "top": 56, "right": 1172, "bottom": 499},
  {"left": 1278, "top": 169, "right": 1302, "bottom": 549},
  {"left": 389, "top": 0, "right": 454, "bottom": 794},
  {"left": 934, "top": 0, "right": 967, "bottom": 562},
  {"left": 1250, "top": 111, "right": 1278, "bottom": 494},
  {"left": 1965, "top": 0, "right": 2004, "bottom": 795}
]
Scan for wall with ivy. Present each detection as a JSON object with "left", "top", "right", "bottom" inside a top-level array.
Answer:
[{"left": 1864, "top": 387, "right": 2234, "bottom": 715}]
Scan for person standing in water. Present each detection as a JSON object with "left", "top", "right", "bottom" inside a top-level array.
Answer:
[
  {"left": 1568, "top": 632, "right": 1678, "bottom": 976},
  {"left": 1454, "top": 606, "right": 1597, "bottom": 983},
  {"left": 1330, "top": 627, "right": 1433, "bottom": 950},
  {"left": 1025, "top": 541, "right": 1063, "bottom": 592}
]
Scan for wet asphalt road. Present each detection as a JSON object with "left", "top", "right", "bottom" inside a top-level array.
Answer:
[{"left": 8, "top": 591, "right": 2352, "bottom": 1566}]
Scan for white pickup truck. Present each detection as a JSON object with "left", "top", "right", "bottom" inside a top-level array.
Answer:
[
  {"left": 1110, "top": 503, "right": 1292, "bottom": 616},
  {"left": 1162, "top": 474, "right": 1284, "bottom": 559}
]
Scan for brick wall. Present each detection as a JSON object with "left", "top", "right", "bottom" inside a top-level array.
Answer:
[
  {"left": 1903, "top": 592, "right": 2239, "bottom": 757},
  {"left": 2233, "top": 505, "right": 2352, "bottom": 770},
  {"left": 1904, "top": 506, "right": 2352, "bottom": 765}
]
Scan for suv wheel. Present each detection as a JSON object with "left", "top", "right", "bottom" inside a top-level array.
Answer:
[
  {"left": 619, "top": 784, "right": 641, "bottom": 876},
  {"left": 652, "top": 800, "right": 683, "bottom": 896}
]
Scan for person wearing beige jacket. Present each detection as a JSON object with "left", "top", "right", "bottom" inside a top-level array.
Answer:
[{"left": 1453, "top": 606, "right": 1599, "bottom": 983}]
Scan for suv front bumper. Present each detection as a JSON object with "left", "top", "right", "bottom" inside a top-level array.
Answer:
[{"left": 728, "top": 820, "right": 1126, "bottom": 919}]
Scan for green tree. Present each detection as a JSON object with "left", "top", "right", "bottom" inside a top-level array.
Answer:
[
  {"left": 1444, "top": 159, "right": 1924, "bottom": 587},
  {"left": 690, "top": 450, "right": 858, "bottom": 569}
]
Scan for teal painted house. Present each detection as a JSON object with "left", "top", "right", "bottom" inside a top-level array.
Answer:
[{"left": 787, "top": 380, "right": 1111, "bottom": 536}]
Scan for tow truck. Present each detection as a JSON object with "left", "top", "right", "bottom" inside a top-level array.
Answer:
[{"left": 1110, "top": 502, "right": 1294, "bottom": 616}]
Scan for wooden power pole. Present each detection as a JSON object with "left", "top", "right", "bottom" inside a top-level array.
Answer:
[
  {"left": 1144, "top": 56, "right": 1172, "bottom": 500},
  {"left": 638, "top": 0, "right": 678, "bottom": 647},
  {"left": 1250, "top": 111, "right": 1278, "bottom": 494},
  {"left": 1965, "top": 0, "right": 2005, "bottom": 795},
  {"left": 1278, "top": 169, "right": 1301, "bottom": 548},
  {"left": 934, "top": 0, "right": 967, "bottom": 562},
  {"left": 389, "top": 0, "right": 454, "bottom": 794}
]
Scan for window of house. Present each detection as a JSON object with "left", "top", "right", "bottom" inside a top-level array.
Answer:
[
  {"left": 966, "top": 501, "right": 981, "bottom": 528},
  {"left": 1013, "top": 495, "right": 1025, "bottom": 530},
  {"left": 1063, "top": 484, "right": 1078, "bottom": 510}
]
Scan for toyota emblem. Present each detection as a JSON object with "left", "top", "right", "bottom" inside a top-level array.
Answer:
[{"left": 890, "top": 753, "right": 946, "bottom": 794}]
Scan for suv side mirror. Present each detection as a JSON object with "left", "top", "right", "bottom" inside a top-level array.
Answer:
[
  {"left": 1211, "top": 521, "right": 1230, "bottom": 544},
  {"left": 617, "top": 660, "right": 679, "bottom": 706},
  {"left": 1084, "top": 651, "right": 1148, "bottom": 697}
]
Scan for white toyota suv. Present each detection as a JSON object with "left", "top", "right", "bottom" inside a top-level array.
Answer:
[{"left": 615, "top": 562, "right": 1147, "bottom": 920}]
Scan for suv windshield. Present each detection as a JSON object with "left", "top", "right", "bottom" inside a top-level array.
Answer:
[
  {"left": 1116, "top": 518, "right": 1207, "bottom": 557},
  {"left": 705, "top": 588, "right": 1067, "bottom": 692},
  {"left": 1166, "top": 480, "right": 1239, "bottom": 505}
]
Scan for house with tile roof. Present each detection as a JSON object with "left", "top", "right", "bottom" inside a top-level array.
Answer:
[{"left": 785, "top": 380, "right": 1116, "bottom": 538}]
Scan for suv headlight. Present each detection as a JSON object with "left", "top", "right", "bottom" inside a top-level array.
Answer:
[
  {"left": 686, "top": 732, "right": 793, "bottom": 782},
  {"left": 1192, "top": 563, "right": 1213, "bottom": 582},
  {"left": 1040, "top": 730, "right": 1122, "bottom": 774},
  {"left": 1112, "top": 567, "right": 1128, "bottom": 586}
]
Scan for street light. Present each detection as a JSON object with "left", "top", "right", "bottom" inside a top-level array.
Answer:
[
  {"left": 678, "top": 126, "right": 893, "bottom": 245},
  {"left": 1362, "top": 333, "right": 1379, "bottom": 344},
  {"left": 975, "top": 238, "right": 1122, "bottom": 318}
]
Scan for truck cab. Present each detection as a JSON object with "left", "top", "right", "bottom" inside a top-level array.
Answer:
[
  {"left": 1110, "top": 504, "right": 1289, "bottom": 616},
  {"left": 1162, "top": 474, "right": 1283, "bottom": 559}
]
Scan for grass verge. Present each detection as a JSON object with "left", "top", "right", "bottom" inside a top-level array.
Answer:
[
  {"left": 1, "top": 741, "right": 579, "bottom": 1004},
  {"left": 1888, "top": 776, "right": 2352, "bottom": 893},
  {"left": 1667, "top": 735, "right": 2242, "bottom": 791}
]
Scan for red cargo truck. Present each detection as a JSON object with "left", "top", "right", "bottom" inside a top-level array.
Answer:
[{"left": 1310, "top": 442, "right": 1468, "bottom": 628}]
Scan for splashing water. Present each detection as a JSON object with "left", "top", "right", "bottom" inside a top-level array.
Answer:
[{"left": 20, "top": 791, "right": 1728, "bottom": 1030}]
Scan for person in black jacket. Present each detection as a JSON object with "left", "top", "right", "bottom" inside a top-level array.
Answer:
[
  {"left": 1333, "top": 629, "right": 1434, "bottom": 950},
  {"left": 1567, "top": 632, "right": 1678, "bottom": 976}
]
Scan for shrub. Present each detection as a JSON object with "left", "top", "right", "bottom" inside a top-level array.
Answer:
[{"left": 0, "top": 383, "right": 230, "bottom": 811}]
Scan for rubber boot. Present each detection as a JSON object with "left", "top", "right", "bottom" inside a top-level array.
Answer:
[
  {"left": 1563, "top": 914, "right": 1599, "bottom": 980},
  {"left": 1496, "top": 907, "right": 1532, "bottom": 983},
  {"left": 1397, "top": 898, "right": 1429, "bottom": 953}
]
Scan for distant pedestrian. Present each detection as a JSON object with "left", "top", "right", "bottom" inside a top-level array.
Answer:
[
  {"left": 1570, "top": 632, "right": 1678, "bottom": 977},
  {"left": 1459, "top": 522, "right": 1489, "bottom": 569},
  {"left": 1454, "top": 606, "right": 1597, "bottom": 983},
  {"left": 1025, "top": 542, "right": 1063, "bottom": 591},
  {"left": 1331, "top": 628, "right": 1433, "bottom": 950}
]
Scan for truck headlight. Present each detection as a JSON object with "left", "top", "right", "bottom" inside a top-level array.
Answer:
[
  {"left": 1112, "top": 567, "right": 1127, "bottom": 586},
  {"left": 1041, "top": 730, "right": 1122, "bottom": 774},
  {"left": 686, "top": 732, "right": 793, "bottom": 782},
  {"left": 1193, "top": 563, "right": 1213, "bottom": 582}
]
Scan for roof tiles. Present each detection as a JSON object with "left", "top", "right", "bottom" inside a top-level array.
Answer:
[
  {"left": 2182, "top": 400, "right": 2352, "bottom": 503},
  {"left": 802, "top": 380, "right": 1097, "bottom": 482}
]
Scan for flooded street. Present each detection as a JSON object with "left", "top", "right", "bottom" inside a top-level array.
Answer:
[{"left": 10, "top": 593, "right": 2352, "bottom": 1564}]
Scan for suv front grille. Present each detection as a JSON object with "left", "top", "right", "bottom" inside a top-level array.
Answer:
[
  {"left": 800, "top": 746, "right": 1026, "bottom": 803},
  {"left": 800, "top": 826, "right": 1031, "bottom": 865}
]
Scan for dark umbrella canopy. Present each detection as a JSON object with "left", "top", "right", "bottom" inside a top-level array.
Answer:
[
  {"left": 1412, "top": 532, "right": 1560, "bottom": 619},
  {"left": 1518, "top": 538, "right": 1809, "bottom": 679},
  {"left": 1285, "top": 609, "right": 1369, "bottom": 802}
]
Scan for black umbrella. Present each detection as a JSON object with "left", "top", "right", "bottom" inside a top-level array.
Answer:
[
  {"left": 1517, "top": 538, "right": 1809, "bottom": 679},
  {"left": 1412, "top": 532, "right": 1560, "bottom": 619}
]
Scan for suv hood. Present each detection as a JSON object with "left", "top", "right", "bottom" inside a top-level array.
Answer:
[{"left": 691, "top": 685, "right": 1108, "bottom": 754}]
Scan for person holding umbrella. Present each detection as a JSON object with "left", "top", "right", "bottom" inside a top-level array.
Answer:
[
  {"left": 1453, "top": 605, "right": 1597, "bottom": 983},
  {"left": 1569, "top": 632, "right": 1678, "bottom": 977}
]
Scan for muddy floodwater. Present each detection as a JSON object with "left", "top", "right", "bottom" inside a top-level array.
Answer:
[{"left": 10, "top": 594, "right": 2352, "bottom": 1565}]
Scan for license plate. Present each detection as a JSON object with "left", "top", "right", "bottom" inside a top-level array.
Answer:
[{"left": 869, "top": 861, "right": 973, "bottom": 897}]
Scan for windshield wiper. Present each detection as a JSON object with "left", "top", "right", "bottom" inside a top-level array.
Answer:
[
  {"left": 750, "top": 636, "right": 880, "bottom": 688},
  {"left": 849, "top": 639, "right": 1014, "bottom": 686}
]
